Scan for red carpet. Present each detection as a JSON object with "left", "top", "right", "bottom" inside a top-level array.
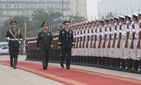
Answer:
[{"left": 0, "top": 60, "right": 141, "bottom": 85}]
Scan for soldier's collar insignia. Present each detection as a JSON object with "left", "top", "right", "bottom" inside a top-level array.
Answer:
[{"left": 41, "top": 34, "right": 44, "bottom": 36}]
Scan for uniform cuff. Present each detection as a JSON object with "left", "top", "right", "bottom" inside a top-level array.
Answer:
[
  {"left": 58, "top": 42, "right": 61, "bottom": 44},
  {"left": 5, "top": 37, "right": 10, "bottom": 41},
  {"left": 72, "top": 42, "right": 75, "bottom": 46},
  {"left": 58, "top": 42, "right": 61, "bottom": 46}
]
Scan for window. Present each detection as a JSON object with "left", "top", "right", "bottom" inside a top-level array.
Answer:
[
  {"left": 14, "top": 4, "right": 16, "bottom": 8},
  {"left": 0, "top": 5, "right": 3, "bottom": 8},
  {"left": 5, "top": 4, "right": 8, "bottom": 8},
  {"left": 9, "top": 4, "right": 11, "bottom": 8},
  {"left": 0, "top": 12, "right": 3, "bottom": 15},
  {"left": 17, "top": 11, "right": 20, "bottom": 15},
  {"left": 26, "top": 4, "right": 29, "bottom": 8},
  {"left": 26, "top": 11, "right": 29, "bottom": 15},
  {"left": 22, "top": 11, "right": 25, "bottom": 15},
  {"left": 17, "top": 5, "right": 20, "bottom": 8},
  {"left": 34, "top": 4, "right": 37, "bottom": 8},
  {"left": 2, "top": 47, "right": 8, "bottom": 49}
]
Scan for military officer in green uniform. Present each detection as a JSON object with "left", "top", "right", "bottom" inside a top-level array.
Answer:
[
  {"left": 36, "top": 22, "right": 53, "bottom": 70},
  {"left": 5, "top": 20, "right": 23, "bottom": 69},
  {"left": 58, "top": 21, "right": 75, "bottom": 70}
]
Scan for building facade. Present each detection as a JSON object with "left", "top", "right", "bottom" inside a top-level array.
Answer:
[
  {"left": 0, "top": 0, "right": 70, "bottom": 26},
  {"left": 70, "top": 0, "right": 87, "bottom": 19},
  {"left": 0, "top": 0, "right": 87, "bottom": 26},
  {"left": 98, "top": 0, "right": 141, "bottom": 18}
]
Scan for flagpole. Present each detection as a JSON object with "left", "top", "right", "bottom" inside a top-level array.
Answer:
[
  {"left": 24, "top": 19, "right": 27, "bottom": 55},
  {"left": 24, "top": 19, "right": 27, "bottom": 39}
]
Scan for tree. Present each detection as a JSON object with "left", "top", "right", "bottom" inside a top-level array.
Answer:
[
  {"left": 29, "top": 9, "right": 64, "bottom": 33},
  {"left": 69, "top": 15, "right": 86, "bottom": 24}
]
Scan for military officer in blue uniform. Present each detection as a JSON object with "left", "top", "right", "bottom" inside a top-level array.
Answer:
[
  {"left": 58, "top": 21, "right": 75, "bottom": 70},
  {"left": 5, "top": 20, "right": 23, "bottom": 69},
  {"left": 36, "top": 22, "right": 53, "bottom": 70}
]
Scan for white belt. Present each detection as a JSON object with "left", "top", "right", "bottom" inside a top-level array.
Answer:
[{"left": 9, "top": 39, "right": 18, "bottom": 41}]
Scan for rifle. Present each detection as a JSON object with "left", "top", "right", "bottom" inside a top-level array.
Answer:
[
  {"left": 117, "top": 25, "right": 122, "bottom": 48},
  {"left": 102, "top": 27, "right": 106, "bottom": 48},
  {"left": 112, "top": 26, "right": 116, "bottom": 48},
  {"left": 98, "top": 27, "right": 101, "bottom": 48},
  {"left": 130, "top": 24, "right": 135, "bottom": 49},
  {"left": 82, "top": 36, "right": 85, "bottom": 48},
  {"left": 90, "top": 36, "right": 93, "bottom": 48},
  {"left": 94, "top": 28, "right": 97, "bottom": 48},
  {"left": 107, "top": 27, "right": 111, "bottom": 48},
  {"left": 137, "top": 23, "right": 141, "bottom": 49},
  {"left": 76, "top": 37, "right": 78, "bottom": 48}
]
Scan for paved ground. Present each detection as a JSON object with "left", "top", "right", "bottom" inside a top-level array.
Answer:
[
  {"left": 0, "top": 55, "right": 65, "bottom": 85},
  {"left": 0, "top": 55, "right": 141, "bottom": 85}
]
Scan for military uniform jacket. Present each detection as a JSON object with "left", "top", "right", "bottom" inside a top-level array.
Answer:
[
  {"left": 36, "top": 31, "right": 53, "bottom": 50},
  {"left": 6, "top": 28, "right": 22, "bottom": 47},
  {"left": 58, "top": 28, "right": 75, "bottom": 48}
]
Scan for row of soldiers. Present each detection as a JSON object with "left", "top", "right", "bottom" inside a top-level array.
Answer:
[{"left": 70, "top": 13, "right": 141, "bottom": 73}]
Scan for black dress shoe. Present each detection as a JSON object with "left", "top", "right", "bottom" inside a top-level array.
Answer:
[
  {"left": 13, "top": 66, "right": 16, "bottom": 69},
  {"left": 60, "top": 63, "right": 64, "bottom": 68},
  {"left": 43, "top": 66, "right": 47, "bottom": 70},
  {"left": 10, "top": 65, "right": 13, "bottom": 67},
  {"left": 66, "top": 67, "right": 70, "bottom": 70}
]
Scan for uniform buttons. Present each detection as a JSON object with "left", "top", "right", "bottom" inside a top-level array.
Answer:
[{"left": 45, "top": 34, "right": 47, "bottom": 44}]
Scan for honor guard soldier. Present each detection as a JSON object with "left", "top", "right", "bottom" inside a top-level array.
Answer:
[
  {"left": 104, "top": 19, "right": 110, "bottom": 68},
  {"left": 58, "top": 21, "right": 75, "bottom": 70},
  {"left": 76, "top": 24, "right": 81, "bottom": 63},
  {"left": 124, "top": 14, "right": 132, "bottom": 71},
  {"left": 102, "top": 20, "right": 108, "bottom": 67},
  {"left": 76, "top": 25, "right": 81, "bottom": 63},
  {"left": 97, "top": 20, "right": 103, "bottom": 66},
  {"left": 108, "top": 18, "right": 113, "bottom": 68},
  {"left": 129, "top": 13, "right": 138, "bottom": 72},
  {"left": 91, "top": 22, "right": 96, "bottom": 65},
  {"left": 89, "top": 22, "right": 95, "bottom": 65},
  {"left": 117, "top": 16, "right": 124, "bottom": 70},
  {"left": 81, "top": 23, "right": 86, "bottom": 64},
  {"left": 138, "top": 12, "right": 141, "bottom": 73},
  {"left": 93, "top": 21, "right": 98, "bottom": 66},
  {"left": 132, "top": 13, "right": 139, "bottom": 72},
  {"left": 109, "top": 18, "right": 114, "bottom": 69},
  {"left": 36, "top": 22, "right": 53, "bottom": 70},
  {"left": 5, "top": 20, "right": 23, "bottom": 69},
  {"left": 71, "top": 26, "right": 76, "bottom": 58},
  {"left": 111, "top": 17, "right": 117, "bottom": 69},
  {"left": 120, "top": 16, "right": 127, "bottom": 70},
  {"left": 84, "top": 22, "right": 91, "bottom": 64},
  {"left": 78, "top": 24, "right": 83, "bottom": 63},
  {"left": 115, "top": 17, "right": 121, "bottom": 70},
  {"left": 101, "top": 20, "right": 106, "bottom": 67}
]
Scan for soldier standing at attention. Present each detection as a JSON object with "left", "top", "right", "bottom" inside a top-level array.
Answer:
[
  {"left": 36, "top": 22, "right": 53, "bottom": 70},
  {"left": 58, "top": 21, "right": 75, "bottom": 70},
  {"left": 5, "top": 20, "right": 23, "bottom": 69}
]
